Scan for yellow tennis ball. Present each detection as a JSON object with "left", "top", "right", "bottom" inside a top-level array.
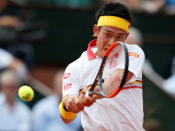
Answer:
[{"left": 18, "top": 85, "right": 34, "bottom": 101}]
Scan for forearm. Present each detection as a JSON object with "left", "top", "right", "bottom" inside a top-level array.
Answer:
[
  {"left": 59, "top": 95, "right": 78, "bottom": 124},
  {"left": 103, "top": 69, "right": 134, "bottom": 89},
  {"left": 59, "top": 92, "right": 96, "bottom": 124}
]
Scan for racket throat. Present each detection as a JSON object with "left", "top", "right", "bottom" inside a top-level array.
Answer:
[{"left": 88, "top": 77, "right": 107, "bottom": 97}]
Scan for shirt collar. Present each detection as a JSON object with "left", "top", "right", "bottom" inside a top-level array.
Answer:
[{"left": 87, "top": 39, "right": 97, "bottom": 60}]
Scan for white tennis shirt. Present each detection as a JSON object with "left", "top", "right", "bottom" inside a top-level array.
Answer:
[{"left": 63, "top": 40, "right": 145, "bottom": 131}]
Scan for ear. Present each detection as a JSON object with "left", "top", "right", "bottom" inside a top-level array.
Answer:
[{"left": 93, "top": 25, "right": 99, "bottom": 37}]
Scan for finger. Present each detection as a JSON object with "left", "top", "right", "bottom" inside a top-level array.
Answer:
[
  {"left": 82, "top": 87, "right": 88, "bottom": 93},
  {"left": 92, "top": 94, "right": 104, "bottom": 99},
  {"left": 75, "top": 98, "right": 85, "bottom": 111},
  {"left": 64, "top": 96, "right": 79, "bottom": 113},
  {"left": 79, "top": 91, "right": 86, "bottom": 97},
  {"left": 68, "top": 101, "right": 80, "bottom": 113},
  {"left": 83, "top": 96, "right": 96, "bottom": 107},
  {"left": 69, "top": 97, "right": 85, "bottom": 113}
]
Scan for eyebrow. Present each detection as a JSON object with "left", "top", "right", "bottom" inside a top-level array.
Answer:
[
  {"left": 105, "top": 29, "right": 125, "bottom": 36},
  {"left": 105, "top": 29, "right": 113, "bottom": 33},
  {"left": 118, "top": 33, "right": 125, "bottom": 36}
]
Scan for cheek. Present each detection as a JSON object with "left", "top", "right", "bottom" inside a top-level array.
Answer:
[
  {"left": 122, "top": 35, "right": 128, "bottom": 41},
  {"left": 98, "top": 34, "right": 108, "bottom": 43},
  {"left": 120, "top": 38, "right": 126, "bottom": 42},
  {"left": 97, "top": 38, "right": 106, "bottom": 48}
]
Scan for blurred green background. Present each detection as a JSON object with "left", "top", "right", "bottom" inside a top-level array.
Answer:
[{"left": 7, "top": 1, "right": 175, "bottom": 130}]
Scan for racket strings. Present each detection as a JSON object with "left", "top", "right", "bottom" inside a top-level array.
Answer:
[
  {"left": 102, "top": 45, "right": 125, "bottom": 96},
  {"left": 107, "top": 46, "right": 122, "bottom": 60},
  {"left": 103, "top": 79, "right": 120, "bottom": 95},
  {"left": 88, "top": 42, "right": 128, "bottom": 97}
]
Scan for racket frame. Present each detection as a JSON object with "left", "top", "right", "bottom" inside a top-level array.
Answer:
[{"left": 88, "top": 42, "right": 129, "bottom": 98}]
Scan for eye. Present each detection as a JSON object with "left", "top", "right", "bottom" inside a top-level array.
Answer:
[
  {"left": 105, "top": 33, "right": 111, "bottom": 38},
  {"left": 116, "top": 35, "right": 122, "bottom": 40}
]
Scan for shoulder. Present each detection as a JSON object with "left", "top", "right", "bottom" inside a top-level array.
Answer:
[
  {"left": 126, "top": 44, "right": 144, "bottom": 53},
  {"left": 66, "top": 51, "right": 88, "bottom": 71},
  {"left": 0, "top": 49, "right": 13, "bottom": 59},
  {"left": 126, "top": 44, "right": 145, "bottom": 59}
]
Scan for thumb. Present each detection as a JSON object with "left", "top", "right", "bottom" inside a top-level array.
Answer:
[
  {"left": 79, "top": 90, "right": 86, "bottom": 97},
  {"left": 80, "top": 86, "right": 90, "bottom": 97}
]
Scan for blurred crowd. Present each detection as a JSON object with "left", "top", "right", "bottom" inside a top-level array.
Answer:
[
  {"left": 0, "top": 68, "right": 82, "bottom": 131},
  {"left": 0, "top": 0, "right": 82, "bottom": 130},
  {"left": 163, "top": 56, "right": 175, "bottom": 96},
  {"left": 99, "top": 0, "right": 171, "bottom": 14},
  {"left": 10, "top": 0, "right": 175, "bottom": 15},
  {"left": 0, "top": 0, "right": 174, "bottom": 130}
]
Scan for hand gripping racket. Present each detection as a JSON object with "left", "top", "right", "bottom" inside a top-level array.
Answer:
[{"left": 88, "top": 41, "right": 129, "bottom": 98}]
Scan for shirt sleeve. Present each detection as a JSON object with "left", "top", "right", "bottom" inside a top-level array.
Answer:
[
  {"left": 0, "top": 49, "right": 13, "bottom": 69},
  {"left": 114, "top": 45, "right": 145, "bottom": 79},
  {"left": 128, "top": 45, "right": 145, "bottom": 78},
  {"left": 62, "top": 63, "right": 81, "bottom": 97}
]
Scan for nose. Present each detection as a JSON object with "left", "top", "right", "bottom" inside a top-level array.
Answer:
[{"left": 109, "top": 38, "right": 117, "bottom": 45}]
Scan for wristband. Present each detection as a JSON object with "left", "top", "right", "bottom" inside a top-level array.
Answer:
[{"left": 59, "top": 97, "right": 77, "bottom": 119}]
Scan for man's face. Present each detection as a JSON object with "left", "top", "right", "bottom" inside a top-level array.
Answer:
[
  {"left": 1, "top": 79, "right": 17, "bottom": 101},
  {"left": 94, "top": 25, "right": 129, "bottom": 58}
]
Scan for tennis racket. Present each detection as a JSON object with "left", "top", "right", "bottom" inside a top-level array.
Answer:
[{"left": 87, "top": 41, "right": 129, "bottom": 98}]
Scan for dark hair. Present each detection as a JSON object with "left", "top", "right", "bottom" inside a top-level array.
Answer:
[{"left": 95, "top": 2, "right": 133, "bottom": 25}]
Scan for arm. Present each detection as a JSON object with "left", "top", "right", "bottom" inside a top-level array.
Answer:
[
  {"left": 60, "top": 63, "right": 97, "bottom": 124},
  {"left": 103, "top": 69, "right": 134, "bottom": 89},
  {"left": 60, "top": 92, "right": 97, "bottom": 124},
  {"left": 59, "top": 94, "right": 84, "bottom": 124}
]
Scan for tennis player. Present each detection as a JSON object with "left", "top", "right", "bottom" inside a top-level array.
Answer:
[{"left": 59, "top": 2, "right": 145, "bottom": 131}]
